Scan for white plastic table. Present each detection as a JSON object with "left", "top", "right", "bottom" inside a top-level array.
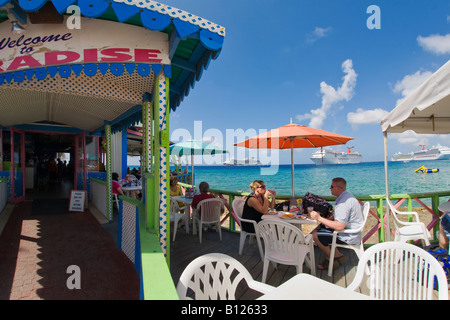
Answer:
[
  {"left": 257, "top": 273, "right": 372, "bottom": 300},
  {"left": 122, "top": 185, "right": 142, "bottom": 198},
  {"left": 261, "top": 211, "right": 319, "bottom": 227}
]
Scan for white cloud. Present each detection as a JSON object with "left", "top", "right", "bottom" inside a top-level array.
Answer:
[
  {"left": 391, "top": 130, "right": 433, "bottom": 145},
  {"left": 347, "top": 108, "right": 389, "bottom": 125},
  {"left": 417, "top": 34, "right": 450, "bottom": 55},
  {"left": 296, "top": 59, "right": 357, "bottom": 129},
  {"left": 306, "top": 27, "right": 332, "bottom": 43},
  {"left": 392, "top": 70, "right": 432, "bottom": 105}
]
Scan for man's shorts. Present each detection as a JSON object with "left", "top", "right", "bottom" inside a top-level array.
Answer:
[{"left": 316, "top": 228, "right": 347, "bottom": 246}]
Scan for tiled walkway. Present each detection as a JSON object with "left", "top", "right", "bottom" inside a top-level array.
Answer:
[{"left": 0, "top": 201, "right": 140, "bottom": 300}]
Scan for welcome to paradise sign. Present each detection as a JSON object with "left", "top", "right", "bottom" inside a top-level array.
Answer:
[{"left": 0, "top": 17, "right": 170, "bottom": 73}]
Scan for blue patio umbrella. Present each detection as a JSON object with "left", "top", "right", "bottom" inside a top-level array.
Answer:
[{"left": 170, "top": 139, "right": 228, "bottom": 185}]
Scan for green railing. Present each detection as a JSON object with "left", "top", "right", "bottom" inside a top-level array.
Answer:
[
  {"left": 179, "top": 182, "right": 450, "bottom": 244},
  {"left": 119, "top": 195, "right": 178, "bottom": 300},
  {"left": 90, "top": 177, "right": 178, "bottom": 300}
]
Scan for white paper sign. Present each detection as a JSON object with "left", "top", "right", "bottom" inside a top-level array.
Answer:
[{"left": 69, "top": 190, "right": 86, "bottom": 212}]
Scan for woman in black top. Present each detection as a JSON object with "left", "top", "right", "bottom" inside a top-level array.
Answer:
[{"left": 241, "top": 180, "right": 276, "bottom": 233}]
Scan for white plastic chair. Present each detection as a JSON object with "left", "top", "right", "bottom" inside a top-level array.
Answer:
[
  {"left": 386, "top": 198, "right": 431, "bottom": 246},
  {"left": 328, "top": 202, "right": 371, "bottom": 277},
  {"left": 170, "top": 198, "right": 189, "bottom": 241},
  {"left": 195, "top": 198, "right": 224, "bottom": 243},
  {"left": 113, "top": 194, "right": 120, "bottom": 211},
  {"left": 347, "top": 241, "right": 449, "bottom": 300},
  {"left": 176, "top": 253, "right": 275, "bottom": 300},
  {"left": 232, "top": 198, "right": 264, "bottom": 260},
  {"left": 258, "top": 219, "right": 315, "bottom": 283}
]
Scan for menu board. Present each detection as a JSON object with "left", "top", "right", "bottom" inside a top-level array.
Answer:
[{"left": 69, "top": 190, "right": 86, "bottom": 212}]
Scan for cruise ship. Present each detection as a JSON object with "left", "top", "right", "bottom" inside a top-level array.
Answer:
[
  {"left": 392, "top": 145, "right": 450, "bottom": 162},
  {"left": 391, "top": 152, "right": 414, "bottom": 162},
  {"left": 412, "top": 145, "right": 450, "bottom": 161},
  {"left": 310, "top": 147, "right": 362, "bottom": 165},
  {"left": 223, "top": 158, "right": 261, "bottom": 166}
]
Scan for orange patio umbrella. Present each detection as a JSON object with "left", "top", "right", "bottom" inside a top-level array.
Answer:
[{"left": 234, "top": 122, "right": 354, "bottom": 197}]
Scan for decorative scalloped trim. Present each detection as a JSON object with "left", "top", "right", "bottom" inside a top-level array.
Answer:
[
  {"left": 9, "top": 0, "right": 225, "bottom": 49},
  {"left": 112, "top": 0, "right": 226, "bottom": 37},
  {"left": 0, "top": 63, "right": 170, "bottom": 85}
]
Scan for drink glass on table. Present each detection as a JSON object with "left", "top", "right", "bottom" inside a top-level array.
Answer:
[
  {"left": 283, "top": 204, "right": 288, "bottom": 211},
  {"left": 307, "top": 206, "right": 314, "bottom": 215}
]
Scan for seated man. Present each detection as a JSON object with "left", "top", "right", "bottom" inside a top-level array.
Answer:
[
  {"left": 191, "top": 182, "right": 223, "bottom": 216},
  {"left": 310, "top": 177, "right": 364, "bottom": 270}
]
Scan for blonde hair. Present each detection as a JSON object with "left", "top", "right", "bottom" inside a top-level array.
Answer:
[{"left": 249, "top": 180, "right": 265, "bottom": 192}]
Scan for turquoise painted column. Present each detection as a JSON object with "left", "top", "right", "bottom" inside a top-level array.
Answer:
[{"left": 105, "top": 124, "right": 113, "bottom": 222}]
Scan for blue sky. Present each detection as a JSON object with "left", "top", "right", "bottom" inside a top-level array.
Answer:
[{"left": 164, "top": 0, "right": 450, "bottom": 165}]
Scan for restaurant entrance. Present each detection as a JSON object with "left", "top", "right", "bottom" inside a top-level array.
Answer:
[
  {"left": 0, "top": 129, "right": 102, "bottom": 202},
  {"left": 25, "top": 132, "right": 75, "bottom": 200}
]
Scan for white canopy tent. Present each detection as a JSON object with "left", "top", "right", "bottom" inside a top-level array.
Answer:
[{"left": 381, "top": 59, "right": 450, "bottom": 240}]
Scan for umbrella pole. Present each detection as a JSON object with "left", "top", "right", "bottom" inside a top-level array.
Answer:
[
  {"left": 291, "top": 142, "right": 295, "bottom": 198},
  {"left": 383, "top": 131, "right": 390, "bottom": 241},
  {"left": 191, "top": 154, "right": 194, "bottom": 186}
]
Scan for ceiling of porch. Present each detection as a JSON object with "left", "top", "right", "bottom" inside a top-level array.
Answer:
[{"left": 0, "top": 64, "right": 155, "bottom": 132}]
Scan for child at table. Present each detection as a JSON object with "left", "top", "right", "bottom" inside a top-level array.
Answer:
[{"left": 121, "top": 174, "right": 133, "bottom": 186}]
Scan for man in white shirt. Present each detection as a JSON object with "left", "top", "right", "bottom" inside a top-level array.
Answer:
[{"left": 310, "top": 177, "right": 364, "bottom": 270}]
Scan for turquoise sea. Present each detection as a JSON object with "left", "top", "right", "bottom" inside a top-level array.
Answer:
[{"left": 168, "top": 161, "right": 450, "bottom": 198}]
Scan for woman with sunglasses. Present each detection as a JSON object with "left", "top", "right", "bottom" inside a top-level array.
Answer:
[{"left": 241, "top": 180, "right": 277, "bottom": 233}]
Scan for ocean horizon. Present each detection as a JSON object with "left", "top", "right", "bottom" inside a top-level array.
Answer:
[{"left": 129, "top": 160, "right": 450, "bottom": 200}]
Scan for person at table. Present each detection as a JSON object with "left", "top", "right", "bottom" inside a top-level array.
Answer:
[
  {"left": 170, "top": 176, "right": 184, "bottom": 213},
  {"left": 121, "top": 174, "right": 133, "bottom": 186},
  {"left": 310, "top": 177, "right": 363, "bottom": 271},
  {"left": 191, "top": 182, "right": 223, "bottom": 216},
  {"left": 112, "top": 172, "right": 124, "bottom": 196},
  {"left": 241, "top": 180, "right": 277, "bottom": 233}
]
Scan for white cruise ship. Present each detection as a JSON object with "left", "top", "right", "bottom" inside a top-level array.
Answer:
[
  {"left": 391, "top": 152, "right": 414, "bottom": 162},
  {"left": 412, "top": 145, "right": 450, "bottom": 161},
  {"left": 392, "top": 145, "right": 450, "bottom": 162},
  {"left": 310, "top": 147, "right": 362, "bottom": 165},
  {"left": 223, "top": 158, "right": 261, "bottom": 166}
]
